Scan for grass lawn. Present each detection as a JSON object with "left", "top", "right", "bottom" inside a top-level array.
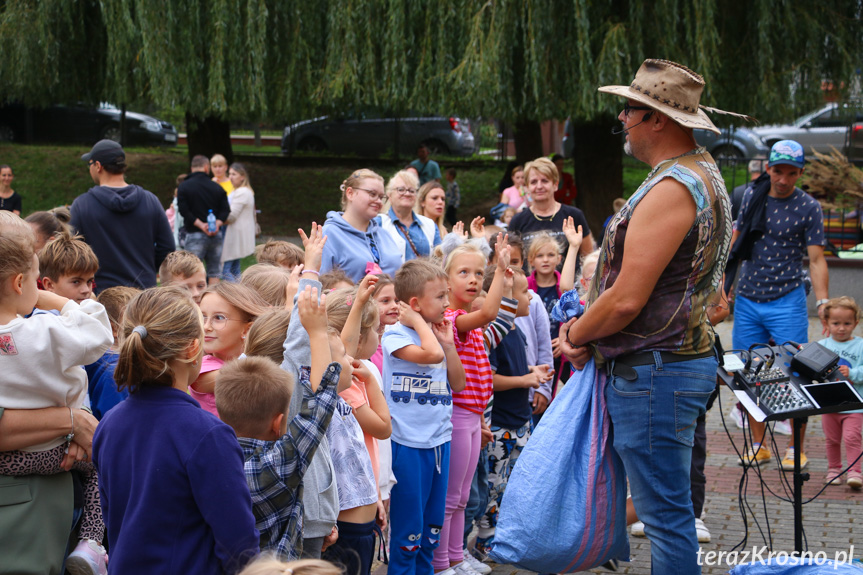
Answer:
[{"left": 0, "top": 143, "right": 749, "bottom": 237}]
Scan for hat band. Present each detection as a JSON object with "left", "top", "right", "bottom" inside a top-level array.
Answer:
[{"left": 630, "top": 82, "right": 697, "bottom": 114}]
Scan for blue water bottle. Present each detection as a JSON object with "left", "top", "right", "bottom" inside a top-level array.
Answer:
[{"left": 207, "top": 209, "right": 216, "bottom": 233}]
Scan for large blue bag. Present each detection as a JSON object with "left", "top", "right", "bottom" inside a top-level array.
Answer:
[
  {"left": 489, "top": 358, "right": 630, "bottom": 572},
  {"left": 729, "top": 557, "right": 863, "bottom": 573}
]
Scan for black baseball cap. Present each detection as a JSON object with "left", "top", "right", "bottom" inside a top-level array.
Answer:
[{"left": 81, "top": 139, "right": 125, "bottom": 166}]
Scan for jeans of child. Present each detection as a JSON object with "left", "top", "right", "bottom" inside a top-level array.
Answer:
[
  {"left": 221, "top": 259, "right": 242, "bottom": 282},
  {"left": 822, "top": 412, "right": 863, "bottom": 477},
  {"left": 463, "top": 448, "right": 489, "bottom": 548},
  {"left": 606, "top": 354, "right": 716, "bottom": 575},
  {"left": 184, "top": 231, "right": 224, "bottom": 280},
  {"left": 433, "top": 407, "right": 481, "bottom": 570}
]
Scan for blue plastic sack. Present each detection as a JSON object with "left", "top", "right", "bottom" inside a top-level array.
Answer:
[
  {"left": 729, "top": 556, "right": 863, "bottom": 573},
  {"left": 489, "top": 358, "right": 630, "bottom": 572},
  {"left": 489, "top": 202, "right": 509, "bottom": 220}
]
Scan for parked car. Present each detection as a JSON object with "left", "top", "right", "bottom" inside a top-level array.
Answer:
[
  {"left": 562, "top": 117, "right": 768, "bottom": 160},
  {"left": 280, "top": 113, "right": 476, "bottom": 157},
  {"left": 0, "top": 103, "right": 178, "bottom": 147},
  {"left": 848, "top": 121, "right": 863, "bottom": 165},
  {"left": 694, "top": 126, "right": 770, "bottom": 160},
  {"left": 753, "top": 102, "right": 863, "bottom": 156}
]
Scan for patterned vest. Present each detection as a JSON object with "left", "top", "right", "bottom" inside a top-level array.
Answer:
[{"left": 588, "top": 147, "right": 731, "bottom": 359}]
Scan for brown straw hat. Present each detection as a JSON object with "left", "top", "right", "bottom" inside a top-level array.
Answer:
[{"left": 598, "top": 59, "right": 750, "bottom": 135}]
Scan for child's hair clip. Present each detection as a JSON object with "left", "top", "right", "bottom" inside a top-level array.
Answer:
[{"left": 345, "top": 294, "right": 354, "bottom": 307}]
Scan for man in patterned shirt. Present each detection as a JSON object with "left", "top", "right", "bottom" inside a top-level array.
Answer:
[
  {"left": 216, "top": 285, "right": 349, "bottom": 560},
  {"left": 732, "top": 140, "right": 829, "bottom": 471}
]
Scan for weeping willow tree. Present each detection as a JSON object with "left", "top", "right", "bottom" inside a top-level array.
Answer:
[{"left": 0, "top": 0, "right": 859, "bottom": 223}]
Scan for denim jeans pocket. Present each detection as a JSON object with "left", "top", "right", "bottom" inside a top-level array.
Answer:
[
  {"left": 608, "top": 371, "right": 651, "bottom": 397},
  {"left": 674, "top": 385, "right": 715, "bottom": 447}
]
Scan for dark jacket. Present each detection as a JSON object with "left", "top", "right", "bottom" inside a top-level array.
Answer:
[
  {"left": 177, "top": 172, "right": 231, "bottom": 233},
  {"left": 70, "top": 183, "right": 175, "bottom": 292}
]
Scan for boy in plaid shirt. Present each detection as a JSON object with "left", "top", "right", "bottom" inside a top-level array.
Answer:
[{"left": 217, "top": 285, "right": 352, "bottom": 559}]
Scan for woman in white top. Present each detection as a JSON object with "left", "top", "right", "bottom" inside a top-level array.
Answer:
[
  {"left": 378, "top": 170, "right": 441, "bottom": 262},
  {"left": 220, "top": 163, "right": 256, "bottom": 282}
]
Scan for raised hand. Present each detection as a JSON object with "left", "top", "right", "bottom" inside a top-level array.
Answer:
[
  {"left": 452, "top": 221, "right": 467, "bottom": 239},
  {"left": 431, "top": 318, "right": 455, "bottom": 348},
  {"left": 469, "top": 216, "right": 486, "bottom": 239},
  {"left": 298, "top": 285, "right": 328, "bottom": 336},
  {"left": 397, "top": 301, "right": 424, "bottom": 330},
  {"left": 495, "top": 232, "right": 511, "bottom": 271},
  {"left": 562, "top": 216, "right": 584, "bottom": 249},
  {"left": 298, "top": 222, "right": 327, "bottom": 272},
  {"left": 356, "top": 274, "right": 379, "bottom": 306}
]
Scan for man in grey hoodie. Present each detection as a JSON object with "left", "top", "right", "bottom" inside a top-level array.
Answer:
[{"left": 71, "top": 139, "right": 175, "bottom": 293}]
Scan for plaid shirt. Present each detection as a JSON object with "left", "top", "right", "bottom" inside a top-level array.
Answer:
[{"left": 237, "top": 362, "right": 341, "bottom": 560}]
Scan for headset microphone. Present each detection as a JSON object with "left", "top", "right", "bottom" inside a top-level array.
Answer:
[{"left": 610, "top": 111, "right": 653, "bottom": 135}]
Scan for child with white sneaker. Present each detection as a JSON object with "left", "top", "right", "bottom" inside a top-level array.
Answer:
[
  {"left": 819, "top": 296, "right": 863, "bottom": 489},
  {"left": 0, "top": 216, "right": 113, "bottom": 574}
]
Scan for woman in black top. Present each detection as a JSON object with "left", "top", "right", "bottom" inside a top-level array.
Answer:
[{"left": 0, "top": 165, "right": 21, "bottom": 215}]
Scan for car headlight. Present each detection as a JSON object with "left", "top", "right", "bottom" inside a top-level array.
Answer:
[{"left": 141, "top": 120, "right": 161, "bottom": 132}]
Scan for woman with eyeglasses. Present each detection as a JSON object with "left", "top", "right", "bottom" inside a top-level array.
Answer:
[
  {"left": 321, "top": 169, "right": 402, "bottom": 281},
  {"left": 378, "top": 170, "right": 442, "bottom": 263}
]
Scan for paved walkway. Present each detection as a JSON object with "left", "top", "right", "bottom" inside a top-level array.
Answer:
[{"left": 375, "top": 318, "right": 863, "bottom": 574}]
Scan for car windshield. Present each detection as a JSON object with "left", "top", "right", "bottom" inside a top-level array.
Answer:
[{"left": 794, "top": 104, "right": 835, "bottom": 127}]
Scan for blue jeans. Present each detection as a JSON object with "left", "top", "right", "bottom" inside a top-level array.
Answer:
[
  {"left": 184, "top": 231, "right": 224, "bottom": 279},
  {"left": 221, "top": 259, "right": 242, "bottom": 282},
  {"left": 732, "top": 285, "right": 809, "bottom": 350},
  {"left": 606, "top": 354, "right": 717, "bottom": 575}
]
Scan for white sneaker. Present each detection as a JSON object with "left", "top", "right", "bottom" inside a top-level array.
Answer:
[
  {"left": 463, "top": 549, "right": 492, "bottom": 574},
  {"left": 694, "top": 518, "right": 711, "bottom": 543},
  {"left": 66, "top": 539, "right": 108, "bottom": 575},
  {"left": 774, "top": 419, "right": 792, "bottom": 435},
  {"left": 453, "top": 561, "right": 483, "bottom": 575},
  {"left": 630, "top": 521, "right": 645, "bottom": 537},
  {"left": 730, "top": 405, "right": 746, "bottom": 429},
  {"left": 437, "top": 569, "right": 458, "bottom": 575}
]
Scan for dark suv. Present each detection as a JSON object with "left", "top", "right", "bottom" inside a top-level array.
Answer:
[{"left": 281, "top": 113, "right": 475, "bottom": 157}]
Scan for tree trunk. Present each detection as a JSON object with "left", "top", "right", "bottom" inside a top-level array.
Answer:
[
  {"left": 513, "top": 119, "right": 543, "bottom": 164},
  {"left": 185, "top": 113, "right": 233, "bottom": 164},
  {"left": 572, "top": 117, "right": 624, "bottom": 239}
]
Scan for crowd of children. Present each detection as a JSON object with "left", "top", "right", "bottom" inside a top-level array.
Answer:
[{"left": 1, "top": 157, "right": 862, "bottom": 575}]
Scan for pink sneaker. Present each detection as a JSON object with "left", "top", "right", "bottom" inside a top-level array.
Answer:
[
  {"left": 827, "top": 469, "right": 844, "bottom": 485},
  {"left": 66, "top": 539, "right": 108, "bottom": 575}
]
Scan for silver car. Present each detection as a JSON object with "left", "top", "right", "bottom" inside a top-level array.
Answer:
[
  {"left": 281, "top": 113, "right": 475, "bottom": 157},
  {"left": 753, "top": 102, "right": 863, "bottom": 156}
]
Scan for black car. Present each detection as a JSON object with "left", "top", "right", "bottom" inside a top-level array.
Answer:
[{"left": 0, "top": 103, "right": 178, "bottom": 147}]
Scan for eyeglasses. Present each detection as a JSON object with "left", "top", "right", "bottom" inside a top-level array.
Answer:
[
  {"left": 393, "top": 186, "right": 417, "bottom": 196},
  {"left": 623, "top": 102, "right": 653, "bottom": 118},
  {"left": 202, "top": 313, "right": 246, "bottom": 330},
  {"left": 354, "top": 187, "right": 385, "bottom": 202}
]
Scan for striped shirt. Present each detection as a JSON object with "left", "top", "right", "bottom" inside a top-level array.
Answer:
[{"left": 447, "top": 297, "right": 518, "bottom": 414}]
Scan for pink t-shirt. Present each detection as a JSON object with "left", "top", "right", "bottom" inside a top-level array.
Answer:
[
  {"left": 501, "top": 185, "right": 525, "bottom": 209},
  {"left": 189, "top": 355, "right": 224, "bottom": 419},
  {"left": 339, "top": 377, "right": 380, "bottom": 485},
  {"left": 370, "top": 345, "right": 384, "bottom": 376},
  {"left": 446, "top": 308, "right": 493, "bottom": 415}
]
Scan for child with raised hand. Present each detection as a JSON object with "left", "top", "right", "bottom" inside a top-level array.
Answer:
[
  {"left": 216, "top": 284, "right": 346, "bottom": 561},
  {"left": 190, "top": 282, "right": 269, "bottom": 417},
  {"left": 92, "top": 287, "right": 259, "bottom": 574},
  {"left": 0, "top": 219, "right": 113, "bottom": 573},
  {"left": 281, "top": 222, "right": 342, "bottom": 559},
  {"left": 433, "top": 232, "right": 516, "bottom": 575},
  {"left": 818, "top": 296, "right": 863, "bottom": 489},
  {"left": 321, "top": 279, "right": 392, "bottom": 575},
  {"left": 384, "top": 260, "right": 466, "bottom": 575}
]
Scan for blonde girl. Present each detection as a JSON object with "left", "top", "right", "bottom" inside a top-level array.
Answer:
[
  {"left": 210, "top": 154, "right": 233, "bottom": 194},
  {"left": 432, "top": 235, "right": 511, "bottom": 574},
  {"left": 93, "top": 287, "right": 259, "bottom": 574},
  {"left": 369, "top": 275, "right": 397, "bottom": 374},
  {"left": 416, "top": 181, "right": 448, "bottom": 239},
  {"left": 190, "top": 282, "right": 269, "bottom": 417},
  {"left": 321, "top": 281, "right": 391, "bottom": 575}
]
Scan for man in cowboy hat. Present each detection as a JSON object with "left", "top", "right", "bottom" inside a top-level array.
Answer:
[{"left": 561, "top": 59, "right": 733, "bottom": 574}]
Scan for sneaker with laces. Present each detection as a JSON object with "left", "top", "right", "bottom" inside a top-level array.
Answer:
[
  {"left": 739, "top": 445, "right": 771, "bottom": 466},
  {"left": 630, "top": 520, "right": 645, "bottom": 537},
  {"left": 694, "top": 518, "right": 711, "bottom": 543},
  {"left": 780, "top": 448, "right": 807, "bottom": 471},
  {"left": 730, "top": 405, "right": 746, "bottom": 429},
  {"left": 827, "top": 469, "right": 844, "bottom": 485},
  {"left": 847, "top": 475, "right": 863, "bottom": 490},
  {"left": 463, "top": 549, "right": 492, "bottom": 574},
  {"left": 66, "top": 539, "right": 108, "bottom": 575},
  {"left": 437, "top": 568, "right": 458, "bottom": 575},
  {"left": 773, "top": 420, "right": 792, "bottom": 435},
  {"left": 453, "top": 561, "right": 482, "bottom": 575}
]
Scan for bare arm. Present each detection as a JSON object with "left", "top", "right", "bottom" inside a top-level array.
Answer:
[
  {"left": 455, "top": 234, "right": 511, "bottom": 333},
  {"left": 567, "top": 179, "right": 696, "bottom": 346},
  {"left": 808, "top": 244, "right": 829, "bottom": 324},
  {"left": 0, "top": 407, "right": 97, "bottom": 455},
  {"left": 392, "top": 303, "right": 445, "bottom": 364},
  {"left": 559, "top": 217, "right": 584, "bottom": 293},
  {"left": 341, "top": 275, "right": 378, "bottom": 356},
  {"left": 351, "top": 366, "right": 392, "bottom": 440},
  {"left": 298, "top": 286, "right": 331, "bottom": 391}
]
